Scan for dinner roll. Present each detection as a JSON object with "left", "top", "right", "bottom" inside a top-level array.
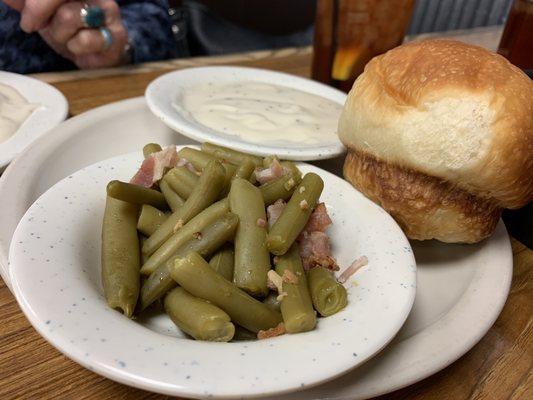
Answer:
[{"left": 338, "top": 39, "right": 533, "bottom": 243}]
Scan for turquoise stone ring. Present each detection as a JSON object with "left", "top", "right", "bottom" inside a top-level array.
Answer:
[{"left": 80, "top": 4, "right": 105, "bottom": 28}]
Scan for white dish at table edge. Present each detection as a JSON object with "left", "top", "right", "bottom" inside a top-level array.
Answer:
[
  {"left": 145, "top": 66, "right": 347, "bottom": 161},
  {"left": 0, "top": 97, "right": 513, "bottom": 399},
  {"left": 0, "top": 71, "right": 68, "bottom": 170},
  {"left": 9, "top": 150, "right": 416, "bottom": 398}
]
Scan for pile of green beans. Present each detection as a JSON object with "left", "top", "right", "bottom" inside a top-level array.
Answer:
[{"left": 101, "top": 142, "right": 349, "bottom": 342}]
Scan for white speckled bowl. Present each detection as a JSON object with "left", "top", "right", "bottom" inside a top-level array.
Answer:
[
  {"left": 9, "top": 149, "right": 416, "bottom": 399},
  {"left": 145, "top": 66, "right": 347, "bottom": 161},
  {"left": 0, "top": 71, "right": 68, "bottom": 170}
]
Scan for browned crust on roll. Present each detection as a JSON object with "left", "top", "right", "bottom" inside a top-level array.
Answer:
[
  {"left": 344, "top": 150, "right": 502, "bottom": 243},
  {"left": 339, "top": 39, "right": 533, "bottom": 209}
]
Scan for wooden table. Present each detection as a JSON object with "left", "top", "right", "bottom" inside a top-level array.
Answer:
[{"left": 1, "top": 28, "right": 532, "bottom": 399}]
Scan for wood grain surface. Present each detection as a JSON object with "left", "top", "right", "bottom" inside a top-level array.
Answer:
[{"left": 2, "top": 28, "right": 531, "bottom": 399}]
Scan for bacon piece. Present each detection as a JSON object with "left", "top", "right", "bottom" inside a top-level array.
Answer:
[
  {"left": 256, "top": 218, "right": 267, "bottom": 228},
  {"left": 254, "top": 159, "right": 285, "bottom": 184},
  {"left": 192, "top": 231, "right": 203, "bottom": 240},
  {"left": 130, "top": 146, "right": 178, "bottom": 187},
  {"left": 266, "top": 199, "right": 286, "bottom": 228},
  {"left": 283, "top": 177, "right": 296, "bottom": 191},
  {"left": 299, "top": 199, "right": 309, "bottom": 210},
  {"left": 302, "top": 203, "right": 332, "bottom": 234},
  {"left": 299, "top": 231, "right": 338, "bottom": 272},
  {"left": 176, "top": 157, "right": 199, "bottom": 174},
  {"left": 267, "top": 270, "right": 284, "bottom": 292},
  {"left": 282, "top": 269, "right": 299, "bottom": 284},
  {"left": 130, "top": 156, "right": 155, "bottom": 188},
  {"left": 267, "top": 270, "right": 288, "bottom": 300},
  {"left": 173, "top": 219, "right": 184, "bottom": 233},
  {"left": 338, "top": 256, "right": 368, "bottom": 284},
  {"left": 257, "top": 323, "right": 286, "bottom": 340}
]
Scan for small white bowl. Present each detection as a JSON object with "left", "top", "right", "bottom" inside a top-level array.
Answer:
[
  {"left": 0, "top": 71, "right": 68, "bottom": 170},
  {"left": 9, "top": 149, "right": 416, "bottom": 398},
  {"left": 145, "top": 66, "right": 347, "bottom": 161}
]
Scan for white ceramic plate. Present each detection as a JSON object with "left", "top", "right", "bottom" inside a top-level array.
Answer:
[
  {"left": 145, "top": 66, "right": 347, "bottom": 161},
  {"left": 0, "top": 98, "right": 513, "bottom": 399},
  {"left": 9, "top": 150, "right": 416, "bottom": 398},
  {"left": 0, "top": 71, "right": 68, "bottom": 170}
]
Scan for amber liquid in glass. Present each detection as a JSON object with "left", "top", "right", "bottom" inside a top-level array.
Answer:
[
  {"left": 498, "top": 0, "right": 533, "bottom": 69},
  {"left": 312, "top": 0, "right": 415, "bottom": 92}
]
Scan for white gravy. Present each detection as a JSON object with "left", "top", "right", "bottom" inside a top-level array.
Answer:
[
  {"left": 179, "top": 81, "right": 343, "bottom": 145},
  {"left": 0, "top": 83, "right": 37, "bottom": 144}
]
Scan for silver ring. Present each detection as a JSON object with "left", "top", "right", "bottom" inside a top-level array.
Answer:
[
  {"left": 100, "top": 27, "right": 113, "bottom": 51},
  {"left": 80, "top": 3, "right": 105, "bottom": 29}
]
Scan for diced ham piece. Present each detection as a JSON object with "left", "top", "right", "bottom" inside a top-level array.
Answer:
[
  {"left": 267, "top": 270, "right": 284, "bottom": 293},
  {"left": 257, "top": 323, "right": 286, "bottom": 340},
  {"left": 296, "top": 203, "right": 338, "bottom": 271},
  {"left": 298, "top": 231, "right": 338, "bottom": 272},
  {"left": 254, "top": 159, "right": 285, "bottom": 184},
  {"left": 130, "top": 156, "right": 155, "bottom": 188},
  {"left": 282, "top": 269, "right": 299, "bottom": 284},
  {"left": 266, "top": 199, "right": 286, "bottom": 228},
  {"left": 338, "top": 256, "right": 368, "bottom": 284},
  {"left": 302, "top": 203, "right": 332, "bottom": 234},
  {"left": 130, "top": 146, "right": 178, "bottom": 187}
]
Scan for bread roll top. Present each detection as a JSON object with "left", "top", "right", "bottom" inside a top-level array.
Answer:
[{"left": 338, "top": 39, "right": 533, "bottom": 209}]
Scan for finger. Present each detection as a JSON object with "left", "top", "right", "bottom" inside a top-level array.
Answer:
[
  {"left": 66, "top": 28, "right": 107, "bottom": 55},
  {"left": 46, "top": 2, "right": 85, "bottom": 44},
  {"left": 73, "top": 23, "right": 127, "bottom": 68},
  {"left": 20, "top": 0, "right": 67, "bottom": 32},
  {"left": 98, "top": 0, "right": 120, "bottom": 25},
  {"left": 3, "top": 0, "right": 25, "bottom": 12},
  {"left": 46, "top": 0, "right": 120, "bottom": 44},
  {"left": 66, "top": 0, "right": 122, "bottom": 55}
]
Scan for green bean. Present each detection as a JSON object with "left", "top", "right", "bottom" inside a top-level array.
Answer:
[
  {"left": 137, "top": 205, "right": 168, "bottom": 236},
  {"left": 107, "top": 180, "right": 167, "bottom": 209},
  {"left": 164, "top": 167, "right": 199, "bottom": 199},
  {"left": 164, "top": 287, "right": 235, "bottom": 342},
  {"left": 208, "top": 245, "right": 234, "bottom": 281},
  {"left": 169, "top": 252, "right": 282, "bottom": 333},
  {"left": 280, "top": 161, "right": 302, "bottom": 181},
  {"left": 229, "top": 178, "right": 270, "bottom": 296},
  {"left": 142, "top": 160, "right": 226, "bottom": 256},
  {"left": 274, "top": 245, "right": 316, "bottom": 333},
  {"left": 140, "top": 198, "right": 229, "bottom": 275},
  {"left": 307, "top": 267, "right": 347, "bottom": 317},
  {"left": 177, "top": 147, "right": 216, "bottom": 170},
  {"left": 201, "top": 142, "right": 263, "bottom": 167},
  {"left": 139, "top": 264, "right": 175, "bottom": 311},
  {"left": 139, "top": 213, "right": 238, "bottom": 310},
  {"left": 259, "top": 173, "right": 301, "bottom": 206},
  {"left": 140, "top": 236, "right": 149, "bottom": 265},
  {"left": 101, "top": 196, "right": 140, "bottom": 318},
  {"left": 267, "top": 173, "right": 324, "bottom": 255},
  {"left": 219, "top": 163, "right": 237, "bottom": 198},
  {"left": 143, "top": 143, "right": 162, "bottom": 158},
  {"left": 233, "top": 158, "right": 256, "bottom": 181},
  {"left": 176, "top": 147, "right": 236, "bottom": 194},
  {"left": 262, "top": 292, "right": 281, "bottom": 312},
  {"left": 159, "top": 179, "right": 184, "bottom": 212}
]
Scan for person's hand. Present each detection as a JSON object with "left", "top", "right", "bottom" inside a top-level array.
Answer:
[{"left": 4, "top": 0, "right": 129, "bottom": 69}]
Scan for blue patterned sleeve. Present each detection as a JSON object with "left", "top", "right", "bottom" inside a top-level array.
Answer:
[{"left": 118, "top": 0, "right": 179, "bottom": 63}]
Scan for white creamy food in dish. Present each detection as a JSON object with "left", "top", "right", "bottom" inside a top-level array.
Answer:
[
  {"left": 179, "top": 81, "right": 343, "bottom": 145},
  {"left": 0, "top": 83, "right": 38, "bottom": 143}
]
